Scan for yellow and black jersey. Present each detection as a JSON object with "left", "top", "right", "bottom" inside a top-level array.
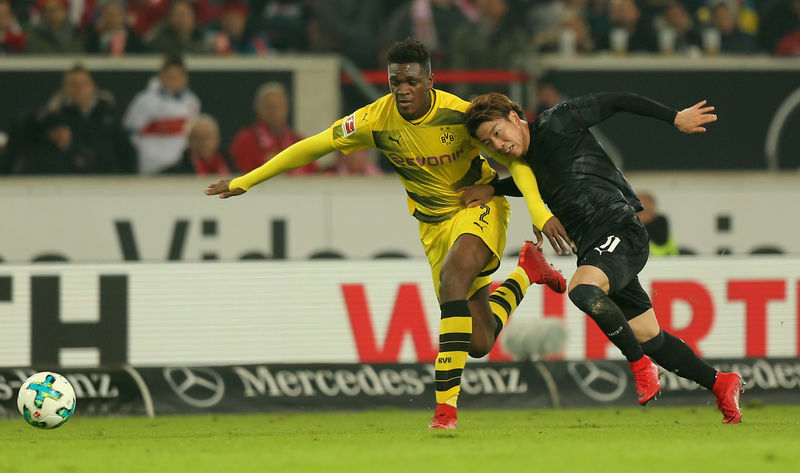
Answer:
[
  {"left": 228, "top": 88, "right": 553, "bottom": 230},
  {"left": 328, "top": 89, "right": 495, "bottom": 223}
]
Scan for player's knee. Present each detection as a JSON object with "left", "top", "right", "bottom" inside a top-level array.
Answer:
[
  {"left": 640, "top": 329, "right": 665, "bottom": 355},
  {"left": 469, "top": 343, "right": 491, "bottom": 358},
  {"left": 438, "top": 268, "right": 471, "bottom": 300},
  {"left": 568, "top": 284, "right": 606, "bottom": 314}
]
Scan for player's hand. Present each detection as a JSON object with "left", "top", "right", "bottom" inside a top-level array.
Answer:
[
  {"left": 674, "top": 99, "right": 717, "bottom": 134},
  {"left": 204, "top": 179, "right": 246, "bottom": 199},
  {"left": 458, "top": 184, "right": 495, "bottom": 208},
  {"left": 534, "top": 216, "right": 575, "bottom": 255}
]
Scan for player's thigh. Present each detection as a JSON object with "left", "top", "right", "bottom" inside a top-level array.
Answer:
[
  {"left": 421, "top": 196, "right": 510, "bottom": 300},
  {"left": 568, "top": 265, "right": 610, "bottom": 293},
  {"left": 449, "top": 196, "right": 510, "bottom": 295},
  {"left": 576, "top": 222, "right": 649, "bottom": 295}
]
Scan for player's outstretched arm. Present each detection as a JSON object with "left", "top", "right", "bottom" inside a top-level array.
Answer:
[
  {"left": 674, "top": 100, "right": 717, "bottom": 133},
  {"left": 203, "top": 130, "right": 335, "bottom": 199}
]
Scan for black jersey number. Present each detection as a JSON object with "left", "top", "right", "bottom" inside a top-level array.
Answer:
[{"left": 478, "top": 205, "right": 490, "bottom": 224}]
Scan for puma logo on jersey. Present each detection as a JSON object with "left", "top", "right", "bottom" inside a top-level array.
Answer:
[
  {"left": 594, "top": 235, "right": 622, "bottom": 255},
  {"left": 388, "top": 135, "right": 402, "bottom": 146}
]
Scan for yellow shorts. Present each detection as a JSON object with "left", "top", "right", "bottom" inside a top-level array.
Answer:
[{"left": 419, "top": 196, "right": 510, "bottom": 301}]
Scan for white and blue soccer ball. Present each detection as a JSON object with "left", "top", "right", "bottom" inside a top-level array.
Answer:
[{"left": 17, "top": 372, "right": 77, "bottom": 429}]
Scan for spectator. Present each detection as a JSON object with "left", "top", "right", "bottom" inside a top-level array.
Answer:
[
  {"left": 44, "top": 65, "right": 137, "bottom": 173},
  {"left": 147, "top": 0, "right": 211, "bottom": 55},
  {"left": 255, "top": 0, "right": 310, "bottom": 52},
  {"left": 759, "top": 0, "right": 800, "bottom": 55},
  {"left": 85, "top": 0, "right": 148, "bottom": 55},
  {"left": 228, "top": 82, "right": 317, "bottom": 175},
  {"left": 13, "top": 111, "right": 97, "bottom": 174},
  {"left": 209, "top": 1, "right": 270, "bottom": 55},
  {"left": 0, "top": 0, "right": 26, "bottom": 53},
  {"left": 735, "top": 0, "right": 759, "bottom": 36},
  {"left": 596, "top": 0, "right": 658, "bottom": 53},
  {"left": 709, "top": 0, "right": 757, "bottom": 53},
  {"left": 450, "top": 0, "right": 530, "bottom": 95},
  {"left": 127, "top": 0, "right": 169, "bottom": 38},
  {"left": 325, "top": 149, "right": 384, "bottom": 176},
  {"left": 530, "top": 6, "right": 595, "bottom": 55},
  {"left": 656, "top": 0, "right": 701, "bottom": 54},
  {"left": 383, "top": 0, "right": 476, "bottom": 69},
  {"left": 533, "top": 81, "right": 562, "bottom": 118},
  {"left": 25, "top": 0, "right": 84, "bottom": 53},
  {"left": 123, "top": 55, "right": 200, "bottom": 174},
  {"left": 636, "top": 190, "right": 679, "bottom": 256},
  {"left": 307, "top": 0, "right": 380, "bottom": 67},
  {"left": 162, "top": 114, "right": 231, "bottom": 174}
]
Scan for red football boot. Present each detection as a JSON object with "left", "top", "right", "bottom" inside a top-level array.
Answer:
[
  {"left": 518, "top": 241, "right": 566, "bottom": 293},
  {"left": 712, "top": 372, "right": 744, "bottom": 424},
  {"left": 629, "top": 356, "right": 661, "bottom": 405},
  {"left": 428, "top": 403, "right": 457, "bottom": 430}
]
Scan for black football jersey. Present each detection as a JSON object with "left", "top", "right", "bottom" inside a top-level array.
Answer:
[{"left": 496, "top": 92, "right": 677, "bottom": 256}]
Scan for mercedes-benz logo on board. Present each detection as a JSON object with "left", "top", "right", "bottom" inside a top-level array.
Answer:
[
  {"left": 567, "top": 361, "right": 628, "bottom": 402},
  {"left": 163, "top": 367, "right": 225, "bottom": 408}
]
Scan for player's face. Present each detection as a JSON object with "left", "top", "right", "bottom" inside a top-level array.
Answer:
[
  {"left": 475, "top": 111, "right": 529, "bottom": 158},
  {"left": 388, "top": 62, "right": 433, "bottom": 121}
]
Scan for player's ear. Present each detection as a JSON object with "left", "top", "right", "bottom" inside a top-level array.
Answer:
[{"left": 428, "top": 72, "right": 434, "bottom": 90}]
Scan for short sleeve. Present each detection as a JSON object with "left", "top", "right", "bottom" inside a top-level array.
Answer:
[{"left": 329, "top": 105, "right": 375, "bottom": 155}]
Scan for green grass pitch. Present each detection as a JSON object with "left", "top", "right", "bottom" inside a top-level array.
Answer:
[{"left": 1, "top": 405, "right": 799, "bottom": 473}]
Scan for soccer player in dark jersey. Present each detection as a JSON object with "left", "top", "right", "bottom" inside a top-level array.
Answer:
[
  {"left": 205, "top": 38, "right": 569, "bottom": 430},
  {"left": 460, "top": 91, "right": 744, "bottom": 424}
]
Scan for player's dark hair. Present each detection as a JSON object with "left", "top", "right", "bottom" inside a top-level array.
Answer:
[
  {"left": 464, "top": 93, "right": 526, "bottom": 139},
  {"left": 161, "top": 54, "right": 186, "bottom": 72},
  {"left": 386, "top": 38, "right": 431, "bottom": 76}
]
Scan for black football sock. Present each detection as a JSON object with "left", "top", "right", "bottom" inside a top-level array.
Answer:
[
  {"left": 569, "top": 284, "right": 644, "bottom": 362},
  {"left": 642, "top": 330, "right": 717, "bottom": 390}
]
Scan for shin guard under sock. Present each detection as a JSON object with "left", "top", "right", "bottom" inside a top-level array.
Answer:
[{"left": 569, "top": 284, "right": 644, "bottom": 362}]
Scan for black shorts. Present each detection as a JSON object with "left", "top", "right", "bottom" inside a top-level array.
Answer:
[{"left": 578, "top": 216, "right": 652, "bottom": 320}]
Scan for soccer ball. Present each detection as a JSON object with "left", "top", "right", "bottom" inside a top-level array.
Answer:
[{"left": 17, "top": 372, "right": 77, "bottom": 429}]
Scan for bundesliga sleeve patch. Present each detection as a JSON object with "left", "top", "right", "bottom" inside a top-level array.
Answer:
[{"left": 342, "top": 114, "right": 356, "bottom": 137}]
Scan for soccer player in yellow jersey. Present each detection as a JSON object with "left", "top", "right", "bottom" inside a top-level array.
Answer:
[{"left": 205, "top": 38, "right": 572, "bottom": 430}]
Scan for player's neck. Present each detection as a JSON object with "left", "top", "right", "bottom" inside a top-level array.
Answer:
[{"left": 406, "top": 90, "right": 434, "bottom": 123}]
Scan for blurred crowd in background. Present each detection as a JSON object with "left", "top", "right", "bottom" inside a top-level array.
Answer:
[
  {"left": 1, "top": 0, "right": 799, "bottom": 176},
  {"left": 1, "top": 0, "right": 799, "bottom": 61},
  {"left": 1, "top": 56, "right": 387, "bottom": 176}
]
